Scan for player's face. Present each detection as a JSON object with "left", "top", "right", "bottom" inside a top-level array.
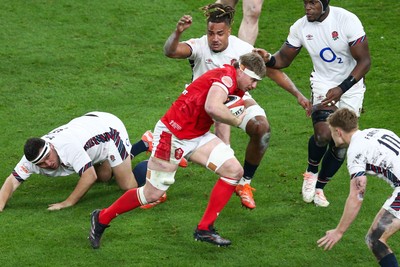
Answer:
[
  {"left": 36, "top": 145, "right": 60, "bottom": 169},
  {"left": 237, "top": 70, "right": 258, "bottom": 92},
  {"left": 207, "top": 22, "right": 231, "bottom": 52},
  {"left": 303, "top": 0, "right": 323, "bottom": 22}
]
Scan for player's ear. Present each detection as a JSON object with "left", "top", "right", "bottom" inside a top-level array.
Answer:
[{"left": 337, "top": 127, "right": 344, "bottom": 137}]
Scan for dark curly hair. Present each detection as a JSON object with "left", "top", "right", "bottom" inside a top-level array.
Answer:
[{"left": 201, "top": 3, "right": 235, "bottom": 26}]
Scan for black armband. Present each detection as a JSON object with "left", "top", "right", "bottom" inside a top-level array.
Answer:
[
  {"left": 265, "top": 56, "right": 276, "bottom": 67},
  {"left": 338, "top": 75, "right": 357, "bottom": 93}
]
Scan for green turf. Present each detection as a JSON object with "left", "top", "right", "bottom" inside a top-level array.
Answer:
[{"left": 0, "top": 0, "right": 399, "bottom": 266}]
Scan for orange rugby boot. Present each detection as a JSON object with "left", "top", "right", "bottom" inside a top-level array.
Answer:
[{"left": 235, "top": 184, "right": 256, "bottom": 209}]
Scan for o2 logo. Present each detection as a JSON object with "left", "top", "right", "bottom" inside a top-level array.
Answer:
[{"left": 319, "top": 47, "right": 343, "bottom": 64}]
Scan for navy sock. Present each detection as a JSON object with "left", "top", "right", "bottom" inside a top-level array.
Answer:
[
  {"left": 317, "top": 142, "right": 345, "bottom": 189},
  {"left": 379, "top": 253, "right": 398, "bottom": 267},
  {"left": 132, "top": 160, "right": 148, "bottom": 187},
  {"left": 130, "top": 140, "right": 148, "bottom": 157},
  {"left": 307, "top": 135, "right": 327, "bottom": 174},
  {"left": 243, "top": 160, "right": 258, "bottom": 180}
]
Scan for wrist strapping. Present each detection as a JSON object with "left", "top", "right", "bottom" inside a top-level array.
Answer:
[
  {"left": 265, "top": 55, "right": 276, "bottom": 67},
  {"left": 338, "top": 75, "right": 357, "bottom": 93}
]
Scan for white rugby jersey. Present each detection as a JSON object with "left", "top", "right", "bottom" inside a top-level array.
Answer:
[
  {"left": 185, "top": 35, "right": 253, "bottom": 81},
  {"left": 287, "top": 6, "right": 366, "bottom": 89},
  {"left": 347, "top": 129, "right": 400, "bottom": 187},
  {"left": 13, "top": 112, "right": 130, "bottom": 182}
]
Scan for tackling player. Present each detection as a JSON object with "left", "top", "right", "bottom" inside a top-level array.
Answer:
[
  {"left": 163, "top": 3, "right": 310, "bottom": 209},
  {"left": 318, "top": 108, "right": 400, "bottom": 267},
  {"left": 0, "top": 111, "right": 150, "bottom": 211},
  {"left": 88, "top": 52, "right": 266, "bottom": 249},
  {"left": 255, "top": 0, "right": 371, "bottom": 207}
]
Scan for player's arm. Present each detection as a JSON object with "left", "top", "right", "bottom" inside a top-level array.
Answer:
[
  {"left": 214, "top": 121, "right": 231, "bottom": 145},
  {"left": 47, "top": 165, "right": 97, "bottom": 211},
  {"left": 317, "top": 175, "right": 367, "bottom": 250},
  {"left": 321, "top": 36, "right": 371, "bottom": 106},
  {"left": 0, "top": 174, "right": 22, "bottom": 212},
  {"left": 205, "top": 85, "right": 242, "bottom": 127},
  {"left": 163, "top": 15, "right": 193, "bottom": 58},
  {"left": 272, "top": 43, "right": 301, "bottom": 69},
  {"left": 265, "top": 68, "right": 311, "bottom": 116},
  {"left": 348, "top": 36, "right": 371, "bottom": 82},
  {"left": 254, "top": 44, "right": 301, "bottom": 69}
]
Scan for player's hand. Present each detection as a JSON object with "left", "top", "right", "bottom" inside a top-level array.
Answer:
[
  {"left": 252, "top": 48, "right": 272, "bottom": 63},
  {"left": 48, "top": 201, "right": 72, "bottom": 211},
  {"left": 297, "top": 95, "right": 312, "bottom": 117},
  {"left": 176, "top": 15, "right": 192, "bottom": 33},
  {"left": 317, "top": 229, "right": 343, "bottom": 250},
  {"left": 236, "top": 109, "right": 247, "bottom": 128},
  {"left": 321, "top": 87, "right": 343, "bottom": 107}
]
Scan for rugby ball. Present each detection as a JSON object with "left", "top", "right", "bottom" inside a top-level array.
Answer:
[{"left": 224, "top": 95, "right": 245, "bottom": 117}]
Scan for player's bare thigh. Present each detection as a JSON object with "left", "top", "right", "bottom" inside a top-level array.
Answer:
[
  {"left": 109, "top": 158, "right": 137, "bottom": 190},
  {"left": 94, "top": 161, "right": 112, "bottom": 182},
  {"left": 95, "top": 160, "right": 136, "bottom": 189}
]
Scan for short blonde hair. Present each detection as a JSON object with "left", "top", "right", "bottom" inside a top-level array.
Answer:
[
  {"left": 327, "top": 108, "right": 358, "bottom": 133},
  {"left": 234, "top": 52, "right": 266, "bottom": 79}
]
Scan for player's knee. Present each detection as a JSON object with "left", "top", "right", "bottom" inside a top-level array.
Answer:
[
  {"left": 96, "top": 170, "right": 112, "bottom": 183},
  {"left": 244, "top": 2, "right": 262, "bottom": 20},
  {"left": 222, "top": 161, "right": 244, "bottom": 180},
  {"left": 248, "top": 6, "right": 262, "bottom": 19},
  {"left": 314, "top": 137, "right": 330, "bottom": 147},
  {"left": 96, "top": 174, "right": 111, "bottom": 183},
  {"left": 246, "top": 116, "right": 270, "bottom": 136},
  {"left": 365, "top": 232, "right": 379, "bottom": 252},
  {"left": 119, "top": 179, "right": 136, "bottom": 191},
  {"left": 232, "top": 162, "right": 244, "bottom": 178},
  {"left": 365, "top": 232, "right": 389, "bottom": 255},
  {"left": 242, "top": 116, "right": 270, "bottom": 153},
  {"left": 331, "top": 146, "right": 347, "bottom": 160},
  {"left": 94, "top": 162, "right": 113, "bottom": 182},
  {"left": 314, "top": 128, "right": 332, "bottom": 147}
]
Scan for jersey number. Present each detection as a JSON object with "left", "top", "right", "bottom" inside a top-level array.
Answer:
[
  {"left": 320, "top": 47, "right": 343, "bottom": 64},
  {"left": 378, "top": 134, "right": 400, "bottom": 156}
]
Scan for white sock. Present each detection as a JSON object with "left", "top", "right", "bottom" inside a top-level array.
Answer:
[{"left": 239, "top": 177, "right": 251, "bottom": 186}]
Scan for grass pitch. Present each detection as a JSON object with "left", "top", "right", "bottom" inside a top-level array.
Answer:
[{"left": 0, "top": 0, "right": 399, "bottom": 266}]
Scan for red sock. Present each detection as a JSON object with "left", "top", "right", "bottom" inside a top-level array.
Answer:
[
  {"left": 99, "top": 188, "right": 141, "bottom": 225},
  {"left": 197, "top": 178, "right": 236, "bottom": 230}
]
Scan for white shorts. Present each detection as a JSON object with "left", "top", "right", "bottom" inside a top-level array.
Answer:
[
  {"left": 87, "top": 112, "right": 132, "bottom": 167},
  {"left": 151, "top": 120, "right": 216, "bottom": 165},
  {"left": 311, "top": 79, "right": 366, "bottom": 116},
  {"left": 383, "top": 187, "right": 400, "bottom": 219}
]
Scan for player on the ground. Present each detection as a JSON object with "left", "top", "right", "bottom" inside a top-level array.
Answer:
[
  {"left": 88, "top": 52, "right": 266, "bottom": 249},
  {"left": 0, "top": 111, "right": 150, "bottom": 211},
  {"left": 163, "top": 3, "right": 310, "bottom": 209},
  {"left": 317, "top": 108, "right": 400, "bottom": 267},
  {"left": 255, "top": 0, "right": 371, "bottom": 207}
]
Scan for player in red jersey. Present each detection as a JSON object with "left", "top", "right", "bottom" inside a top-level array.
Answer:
[{"left": 89, "top": 52, "right": 266, "bottom": 248}]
